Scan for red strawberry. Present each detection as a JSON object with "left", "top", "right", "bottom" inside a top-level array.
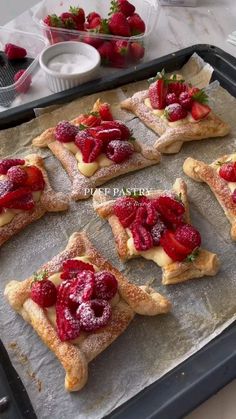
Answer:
[
  {"left": 0, "top": 187, "right": 32, "bottom": 207},
  {"left": 0, "top": 159, "right": 25, "bottom": 175},
  {"left": 7, "top": 166, "right": 27, "bottom": 186},
  {"left": 175, "top": 224, "right": 201, "bottom": 251},
  {"left": 79, "top": 114, "right": 101, "bottom": 127},
  {"left": 114, "top": 40, "right": 129, "bottom": 56},
  {"left": 153, "top": 195, "right": 185, "bottom": 225},
  {"left": 129, "top": 42, "right": 145, "bottom": 62},
  {"left": 87, "top": 12, "right": 101, "bottom": 24},
  {"left": 188, "top": 86, "right": 200, "bottom": 96},
  {"left": 83, "top": 35, "right": 103, "bottom": 49},
  {"left": 101, "top": 120, "right": 131, "bottom": 140},
  {"left": 69, "top": 6, "right": 85, "bottom": 26},
  {"left": 109, "top": 12, "right": 131, "bottom": 37},
  {"left": 55, "top": 121, "right": 78, "bottom": 143},
  {"left": 98, "top": 103, "right": 113, "bottom": 121},
  {"left": 191, "top": 102, "right": 211, "bottom": 120},
  {"left": 219, "top": 162, "right": 236, "bottom": 182},
  {"left": 111, "top": 53, "right": 127, "bottom": 68},
  {"left": 14, "top": 70, "right": 32, "bottom": 94},
  {"left": 87, "top": 16, "right": 102, "bottom": 30},
  {"left": 105, "top": 140, "right": 133, "bottom": 163},
  {"left": 4, "top": 43, "right": 27, "bottom": 60},
  {"left": 56, "top": 281, "right": 81, "bottom": 341},
  {"left": 75, "top": 131, "right": 103, "bottom": 163},
  {"left": 61, "top": 259, "right": 95, "bottom": 280},
  {"left": 179, "top": 91, "right": 193, "bottom": 110},
  {"left": 31, "top": 277, "right": 57, "bottom": 308},
  {"left": 164, "top": 103, "right": 187, "bottom": 122},
  {"left": 130, "top": 223, "right": 153, "bottom": 251},
  {"left": 110, "top": 0, "right": 135, "bottom": 17},
  {"left": 149, "top": 80, "right": 167, "bottom": 110},
  {"left": 160, "top": 230, "right": 192, "bottom": 262},
  {"left": 166, "top": 93, "right": 178, "bottom": 105},
  {"left": 168, "top": 81, "right": 187, "bottom": 96},
  {"left": 43, "top": 14, "right": 63, "bottom": 28},
  {"left": 23, "top": 166, "right": 45, "bottom": 191},
  {"left": 60, "top": 12, "right": 76, "bottom": 29},
  {"left": 113, "top": 196, "right": 138, "bottom": 227},
  {"left": 127, "top": 13, "right": 145, "bottom": 35},
  {"left": 98, "top": 42, "right": 114, "bottom": 65},
  {"left": 89, "top": 126, "right": 122, "bottom": 146},
  {"left": 6, "top": 192, "right": 35, "bottom": 210}
]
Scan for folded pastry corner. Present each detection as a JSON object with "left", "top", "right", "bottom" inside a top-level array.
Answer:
[
  {"left": 4, "top": 231, "right": 170, "bottom": 392},
  {"left": 183, "top": 153, "right": 236, "bottom": 241},
  {"left": 92, "top": 179, "right": 220, "bottom": 285}
]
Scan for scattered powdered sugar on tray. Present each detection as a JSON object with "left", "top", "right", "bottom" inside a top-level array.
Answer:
[{"left": 0, "top": 54, "right": 236, "bottom": 419}]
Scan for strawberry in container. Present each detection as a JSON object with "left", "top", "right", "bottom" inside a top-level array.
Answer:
[{"left": 37, "top": 0, "right": 153, "bottom": 69}]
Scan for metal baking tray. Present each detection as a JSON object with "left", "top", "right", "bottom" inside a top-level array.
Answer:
[{"left": 0, "top": 44, "right": 236, "bottom": 419}]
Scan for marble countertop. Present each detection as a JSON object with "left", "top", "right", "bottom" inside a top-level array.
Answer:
[{"left": 1, "top": 1, "right": 236, "bottom": 418}]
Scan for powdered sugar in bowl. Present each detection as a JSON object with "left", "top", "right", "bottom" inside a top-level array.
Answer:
[{"left": 39, "top": 41, "right": 101, "bottom": 93}]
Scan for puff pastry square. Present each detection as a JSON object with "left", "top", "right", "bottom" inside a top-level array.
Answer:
[
  {"left": 120, "top": 86, "right": 230, "bottom": 154},
  {"left": 32, "top": 100, "right": 161, "bottom": 200},
  {"left": 93, "top": 178, "right": 220, "bottom": 285},
  {"left": 0, "top": 154, "right": 69, "bottom": 247},
  {"left": 4, "top": 231, "right": 171, "bottom": 392},
  {"left": 183, "top": 153, "right": 236, "bottom": 240}
]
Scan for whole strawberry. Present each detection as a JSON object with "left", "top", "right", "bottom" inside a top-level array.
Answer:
[
  {"left": 129, "top": 42, "right": 145, "bottom": 62},
  {"left": 164, "top": 103, "right": 187, "bottom": 122},
  {"left": 109, "top": 0, "right": 135, "bottom": 17},
  {"left": 60, "top": 12, "right": 76, "bottom": 29},
  {"left": 43, "top": 14, "right": 63, "bottom": 28},
  {"left": 109, "top": 12, "right": 131, "bottom": 37},
  {"left": 14, "top": 70, "right": 32, "bottom": 94},
  {"left": 98, "top": 42, "right": 114, "bottom": 65},
  {"left": 127, "top": 13, "right": 145, "bottom": 35},
  {"left": 114, "top": 40, "right": 129, "bottom": 56},
  {"left": 5, "top": 44, "right": 27, "bottom": 61},
  {"left": 31, "top": 271, "right": 57, "bottom": 308},
  {"left": 69, "top": 6, "right": 85, "bottom": 26}
]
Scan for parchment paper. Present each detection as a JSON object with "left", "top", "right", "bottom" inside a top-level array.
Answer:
[{"left": 1, "top": 54, "right": 236, "bottom": 419}]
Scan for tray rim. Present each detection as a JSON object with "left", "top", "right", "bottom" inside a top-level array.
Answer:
[{"left": 1, "top": 43, "right": 236, "bottom": 419}]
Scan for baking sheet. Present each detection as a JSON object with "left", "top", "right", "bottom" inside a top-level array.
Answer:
[{"left": 0, "top": 54, "right": 236, "bottom": 419}]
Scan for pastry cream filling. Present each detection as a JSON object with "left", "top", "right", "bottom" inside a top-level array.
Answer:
[
  {"left": 144, "top": 98, "right": 201, "bottom": 126},
  {"left": 46, "top": 256, "right": 119, "bottom": 342},
  {"left": 126, "top": 230, "right": 173, "bottom": 267},
  {"left": 63, "top": 142, "right": 113, "bottom": 177}
]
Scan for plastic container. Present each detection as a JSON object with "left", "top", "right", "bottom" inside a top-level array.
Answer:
[
  {"left": 0, "top": 27, "right": 48, "bottom": 108},
  {"left": 33, "top": 0, "right": 159, "bottom": 68},
  {"left": 39, "top": 41, "right": 101, "bottom": 92}
]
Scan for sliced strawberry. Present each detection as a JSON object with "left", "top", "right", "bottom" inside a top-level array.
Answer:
[
  {"left": 6, "top": 192, "right": 35, "bottom": 210},
  {"left": 191, "top": 101, "right": 211, "bottom": 121},
  {"left": 75, "top": 131, "right": 103, "bottom": 163},
  {"left": 101, "top": 120, "right": 131, "bottom": 140},
  {"left": 79, "top": 114, "right": 101, "bottom": 127},
  {"left": 0, "top": 187, "right": 32, "bottom": 207},
  {"left": 114, "top": 196, "right": 138, "bottom": 227},
  {"left": 98, "top": 103, "right": 113, "bottom": 121},
  {"left": 149, "top": 80, "right": 167, "bottom": 110},
  {"left": 89, "top": 126, "right": 122, "bottom": 147},
  {"left": 23, "top": 166, "right": 45, "bottom": 191},
  {"left": 61, "top": 259, "right": 95, "bottom": 280},
  {"left": 160, "top": 230, "right": 192, "bottom": 262},
  {"left": 153, "top": 195, "right": 185, "bottom": 226}
]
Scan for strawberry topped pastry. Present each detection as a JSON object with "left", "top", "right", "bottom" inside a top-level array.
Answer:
[
  {"left": 0, "top": 154, "right": 68, "bottom": 247},
  {"left": 121, "top": 69, "right": 230, "bottom": 154},
  {"left": 183, "top": 153, "right": 236, "bottom": 241},
  {"left": 42, "top": 1, "right": 145, "bottom": 68},
  {"left": 32, "top": 99, "right": 160, "bottom": 200},
  {"left": 5, "top": 231, "right": 170, "bottom": 391},
  {"left": 93, "top": 179, "right": 220, "bottom": 285}
]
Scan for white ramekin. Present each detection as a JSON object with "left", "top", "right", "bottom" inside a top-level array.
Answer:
[{"left": 39, "top": 41, "right": 101, "bottom": 93}]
